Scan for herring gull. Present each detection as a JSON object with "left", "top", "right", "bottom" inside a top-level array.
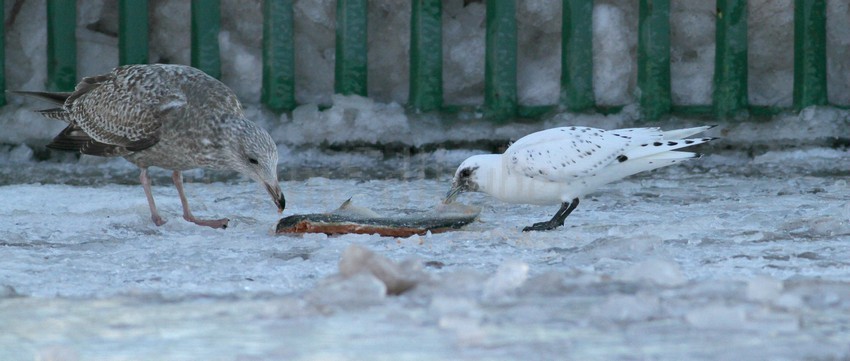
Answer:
[
  {"left": 445, "top": 125, "right": 716, "bottom": 231},
  {"left": 18, "top": 64, "right": 285, "bottom": 229}
]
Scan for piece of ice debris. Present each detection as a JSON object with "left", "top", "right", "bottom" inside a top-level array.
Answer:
[
  {"left": 746, "top": 275, "right": 784, "bottom": 302},
  {"left": 616, "top": 258, "right": 687, "bottom": 287},
  {"left": 8, "top": 144, "right": 33, "bottom": 163},
  {"left": 0, "top": 285, "right": 22, "bottom": 298},
  {"left": 482, "top": 260, "right": 529, "bottom": 299},
  {"left": 431, "top": 296, "right": 486, "bottom": 346},
  {"left": 748, "top": 308, "right": 801, "bottom": 333},
  {"left": 591, "top": 294, "right": 661, "bottom": 323},
  {"left": 307, "top": 273, "right": 387, "bottom": 309},
  {"left": 338, "top": 244, "right": 422, "bottom": 295},
  {"left": 685, "top": 304, "right": 748, "bottom": 330}
]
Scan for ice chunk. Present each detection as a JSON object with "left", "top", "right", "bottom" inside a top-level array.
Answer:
[
  {"left": 685, "top": 304, "right": 747, "bottom": 330},
  {"left": 591, "top": 294, "right": 661, "bottom": 323},
  {"left": 746, "top": 275, "right": 784, "bottom": 302},
  {"left": 0, "top": 285, "right": 21, "bottom": 298},
  {"left": 8, "top": 144, "right": 34, "bottom": 163},
  {"left": 617, "top": 258, "right": 687, "bottom": 287},
  {"left": 284, "top": 95, "right": 411, "bottom": 145},
  {"left": 482, "top": 260, "right": 529, "bottom": 299},
  {"left": 338, "top": 244, "right": 423, "bottom": 295},
  {"left": 307, "top": 273, "right": 387, "bottom": 309}
]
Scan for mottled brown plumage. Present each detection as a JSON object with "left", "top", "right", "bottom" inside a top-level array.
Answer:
[{"left": 18, "top": 64, "right": 285, "bottom": 229}]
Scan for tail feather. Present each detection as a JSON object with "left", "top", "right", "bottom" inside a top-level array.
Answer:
[
  {"left": 36, "top": 108, "right": 72, "bottom": 121},
  {"left": 623, "top": 137, "right": 715, "bottom": 161},
  {"left": 10, "top": 90, "right": 72, "bottom": 105},
  {"left": 661, "top": 125, "right": 716, "bottom": 140}
]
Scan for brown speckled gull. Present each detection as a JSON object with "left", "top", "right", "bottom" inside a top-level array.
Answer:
[{"left": 17, "top": 64, "right": 285, "bottom": 229}]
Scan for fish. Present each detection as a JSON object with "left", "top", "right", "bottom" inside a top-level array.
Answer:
[{"left": 276, "top": 199, "right": 480, "bottom": 237}]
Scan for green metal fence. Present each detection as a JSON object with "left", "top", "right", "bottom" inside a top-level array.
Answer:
[{"left": 6, "top": 0, "right": 838, "bottom": 120}]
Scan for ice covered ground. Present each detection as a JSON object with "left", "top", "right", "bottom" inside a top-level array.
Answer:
[{"left": 1, "top": 138, "right": 850, "bottom": 359}]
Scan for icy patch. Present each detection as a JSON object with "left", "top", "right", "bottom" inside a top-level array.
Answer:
[
  {"left": 746, "top": 275, "right": 784, "bottom": 302},
  {"left": 591, "top": 293, "right": 661, "bottom": 323},
  {"left": 616, "top": 258, "right": 687, "bottom": 287},
  {"left": 482, "top": 260, "right": 529, "bottom": 299}
]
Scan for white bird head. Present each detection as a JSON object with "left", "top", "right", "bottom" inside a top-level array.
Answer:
[{"left": 444, "top": 155, "right": 489, "bottom": 203}]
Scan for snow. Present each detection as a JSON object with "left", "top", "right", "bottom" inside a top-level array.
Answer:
[
  {"left": 748, "top": 0, "right": 794, "bottom": 106},
  {"left": 592, "top": 1, "right": 636, "bottom": 106},
  {"left": 2, "top": 146, "right": 850, "bottom": 359},
  {"left": 2, "top": 0, "right": 850, "bottom": 359}
]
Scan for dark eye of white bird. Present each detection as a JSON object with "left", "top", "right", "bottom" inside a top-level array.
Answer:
[{"left": 248, "top": 157, "right": 259, "bottom": 165}]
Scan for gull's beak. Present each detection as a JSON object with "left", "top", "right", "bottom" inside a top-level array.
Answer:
[
  {"left": 444, "top": 185, "right": 463, "bottom": 204},
  {"left": 266, "top": 183, "right": 285, "bottom": 213}
]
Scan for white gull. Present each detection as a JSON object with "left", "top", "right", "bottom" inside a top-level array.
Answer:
[{"left": 445, "top": 125, "right": 716, "bottom": 231}]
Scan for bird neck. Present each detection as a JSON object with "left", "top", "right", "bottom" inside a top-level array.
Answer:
[{"left": 471, "top": 154, "right": 505, "bottom": 195}]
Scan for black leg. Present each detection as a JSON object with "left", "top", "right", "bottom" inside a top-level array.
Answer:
[{"left": 522, "top": 198, "right": 580, "bottom": 232}]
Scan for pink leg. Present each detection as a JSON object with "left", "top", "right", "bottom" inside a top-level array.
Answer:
[
  {"left": 140, "top": 168, "right": 166, "bottom": 226},
  {"left": 171, "top": 171, "right": 229, "bottom": 229}
]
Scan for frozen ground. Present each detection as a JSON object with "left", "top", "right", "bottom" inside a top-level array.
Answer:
[{"left": 1, "top": 139, "right": 850, "bottom": 359}]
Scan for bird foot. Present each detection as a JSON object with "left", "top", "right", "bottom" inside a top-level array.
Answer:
[
  {"left": 151, "top": 215, "right": 167, "bottom": 227},
  {"left": 185, "top": 216, "right": 230, "bottom": 229},
  {"left": 522, "top": 220, "right": 562, "bottom": 232}
]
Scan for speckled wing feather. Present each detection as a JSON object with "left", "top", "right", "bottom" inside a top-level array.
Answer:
[
  {"left": 504, "top": 126, "right": 713, "bottom": 183},
  {"left": 504, "top": 126, "right": 642, "bottom": 182},
  {"left": 43, "top": 66, "right": 189, "bottom": 156}
]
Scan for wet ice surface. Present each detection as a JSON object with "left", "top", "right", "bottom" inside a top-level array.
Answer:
[{"left": 2, "top": 149, "right": 850, "bottom": 360}]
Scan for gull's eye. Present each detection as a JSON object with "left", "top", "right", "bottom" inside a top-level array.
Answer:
[
  {"left": 248, "top": 158, "right": 259, "bottom": 165},
  {"left": 460, "top": 168, "right": 471, "bottom": 178}
]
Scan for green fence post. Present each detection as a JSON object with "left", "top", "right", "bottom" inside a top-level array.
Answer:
[
  {"left": 263, "top": 0, "right": 296, "bottom": 112},
  {"left": 191, "top": 0, "right": 221, "bottom": 79},
  {"left": 335, "top": 0, "right": 368, "bottom": 96},
  {"left": 713, "top": 0, "right": 748, "bottom": 118},
  {"left": 484, "top": 0, "right": 517, "bottom": 121},
  {"left": 561, "top": 0, "right": 594, "bottom": 112},
  {"left": 409, "top": 0, "right": 442, "bottom": 112},
  {"left": 793, "top": 0, "right": 827, "bottom": 109},
  {"left": 119, "top": 0, "right": 149, "bottom": 65},
  {"left": 46, "top": 0, "right": 77, "bottom": 91},
  {"left": 637, "top": 0, "right": 671, "bottom": 121}
]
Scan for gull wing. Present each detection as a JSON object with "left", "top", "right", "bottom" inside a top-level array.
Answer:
[
  {"left": 46, "top": 66, "right": 189, "bottom": 156},
  {"left": 504, "top": 126, "right": 643, "bottom": 182}
]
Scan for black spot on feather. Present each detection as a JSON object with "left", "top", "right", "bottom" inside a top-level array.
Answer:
[{"left": 616, "top": 155, "right": 628, "bottom": 162}]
